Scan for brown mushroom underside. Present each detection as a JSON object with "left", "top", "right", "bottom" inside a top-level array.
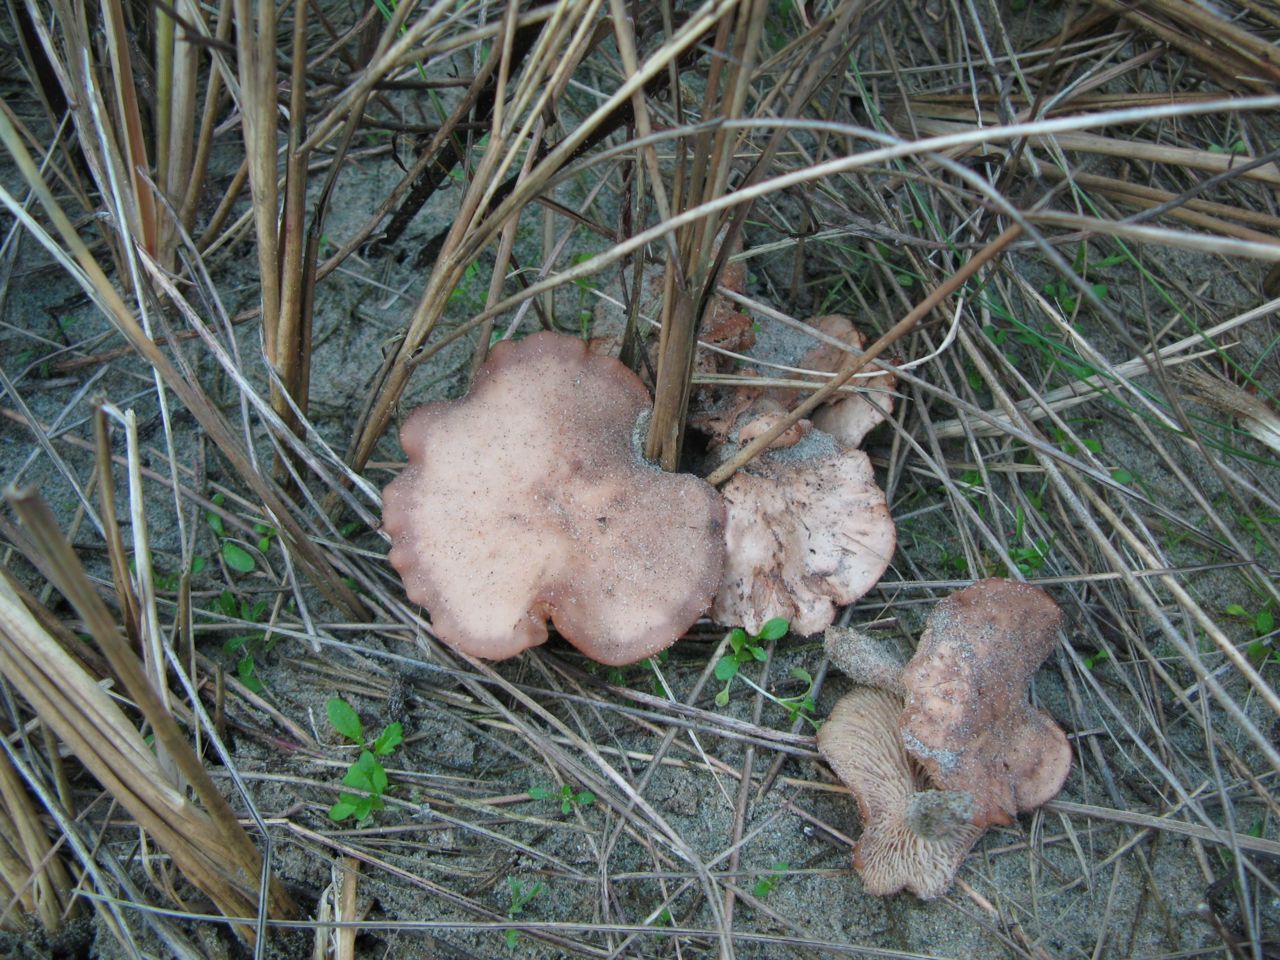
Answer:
[
  {"left": 382, "top": 332, "right": 726, "bottom": 665},
  {"left": 819, "top": 686, "right": 984, "bottom": 898}
]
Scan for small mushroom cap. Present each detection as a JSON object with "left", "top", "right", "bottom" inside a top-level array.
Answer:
[
  {"left": 781, "top": 315, "right": 897, "bottom": 449},
  {"left": 711, "top": 437, "right": 895, "bottom": 635},
  {"left": 818, "top": 686, "right": 984, "bottom": 898},
  {"left": 900, "top": 579, "right": 1072, "bottom": 827},
  {"left": 382, "top": 332, "right": 726, "bottom": 665}
]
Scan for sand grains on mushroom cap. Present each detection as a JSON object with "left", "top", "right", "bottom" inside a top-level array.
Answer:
[
  {"left": 900, "top": 578, "right": 1073, "bottom": 827},
  {"left": 382, "top": 331, "right": 726, "bottom": 665}
]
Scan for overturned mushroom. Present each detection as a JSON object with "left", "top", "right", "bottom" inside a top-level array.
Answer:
[
  {"left": 382, "top": 332, "right": 726, "bottom": 665},
  {"left": 818, "top": 686, "right": 985, "bottom": 898},
  {"left": 900, "top": 579, "right": 1072, "bottom": 827},
  {"left": 710, "top": 432, "right": 895, "bottom": 635}
]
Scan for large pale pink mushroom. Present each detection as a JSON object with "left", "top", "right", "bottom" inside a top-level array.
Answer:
[
  {"left": 818, "top": 686, "right": 985, "bottom": 898},
  {"left": 382, "top": 332, "right": 726, "bottom": 665},
  {"left": 900, "top": 579, "right": 1072, "bottom": 827},
  {"left": 710, "top": 434, "right": 895, "bottom": 635}
]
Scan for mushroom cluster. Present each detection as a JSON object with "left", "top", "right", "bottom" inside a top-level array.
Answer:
[
  {"left": 382, "top": 332, "right": 726, "bottom": 665},
  {"left": 701, "top": 314, "right": 898, "bottom": 635},
  {"left": 817, "top": 579, "right": 1072, "bottom": 898}
]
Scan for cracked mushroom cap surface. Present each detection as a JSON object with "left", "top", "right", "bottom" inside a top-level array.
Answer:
[
  {"left": 382, "top": 331, "right": 726, "bottom": 666},
  {"left": 818, "top": 686, "right": 985, "bottom": 898},
  {"left": 900, "top": 578, "right": 1072, "bottom": 827},
  {"left": 710, "top": 432, "right": 895, "bottom": 635}
]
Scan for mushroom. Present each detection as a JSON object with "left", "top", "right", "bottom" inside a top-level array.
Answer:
[
  {"left": 899, "top": 578, "right": 1072, "bottom": 827},
  {"left": 818, "top": 686, "right": 985, "bottom": 898},
  {"left": 690, "top": 375, "right": 812, "bottom": 452},
  {"left": 382, "top": 331, "right": 726, "bottom": 665},
  {"left": 709, "top": 433, "right": 895, "bottom": 635},
  {"left": 781, "top": 314, "right": 897, "bottom": 449}
]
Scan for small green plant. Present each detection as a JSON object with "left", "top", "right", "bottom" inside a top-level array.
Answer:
[
  {"left": 1006, "top": 505, "right": 1053, "bottom": 577},
  {"left": 752, "top": 861, "right": 790, "bottom": 898},
  {"left": 714, "top": 619, "right": 787, "bottom": 706},
  {"left": 504, "top": 876, "right": 543, "bottom": 949},
  {"left": 327, "top": 697, "right": 404, "bottom": 823},
  {"left": 207, "top": 491, "right": 264, "bottom": 573},
  {"left": 448, "top": 261, "right": 484, "bottom": 311},
  {"left": 1225, "top": 602, "right": 1277, "bottom": 666},
  {"left": 1082, "top": 647, "right": 1110, "bottom": 670},
  {"left": 218, "top": 590, "right": 271, "bottom": 692},
  {"left": 712, "top": 620, "right": 820, "bottom": 728},
  {"left": 529, "top": 783, "right": 595, "bottom": 814}
]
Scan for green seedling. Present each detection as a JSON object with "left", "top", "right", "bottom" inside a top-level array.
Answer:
[
  {"left": 1007, "top": 505, "right": 1053, "bottom": 577},
  {"left": 752, "top": 861, "right": 791, "bottom": 899},
  {"left": 1207, "top": 139, "right": 1246, "bottom": 155},
  {"left": 327, "top": 697, "right": 404, "bottom": 823},
  {"left": 1225, "top": 602, "right": 1277, "bottom": 666},
  {"left": 1082, "top": 648, "right": 1110, "bottom": 670},
  {"left": 529, "top": 783, "right": 595, "bottom": 814},
  {"left": 714, "top": 618, "right": 787, "bottom": 706},
  {"left": 218, "top": 590, "right": 270, "bottom": 693},
  {"left": 504, "top": 876, "right": 543, "bottom": 949},
  {"left": 206, "top": 492, "right": 269, "bottom": 574},
  {"left": 713, "top": 620, "right": 820, "bottom": 728}
]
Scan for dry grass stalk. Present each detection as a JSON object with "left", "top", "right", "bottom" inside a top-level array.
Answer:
[
  {"left": 0, "top": 745, "right": 75, "bottom": 932},
  {"left": 0, "top": 486, "right": 296, "bottom": 942}
]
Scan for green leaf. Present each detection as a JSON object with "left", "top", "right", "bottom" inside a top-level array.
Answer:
[
  {"left": 1226, "top": 604, "right": 1249, "bottom": 618},
  {"left": 758, "top": 618, "right": 789, "bottom": 641},
  {"left": 217, "top": 590, "right": 238, "bottom": 617},
  {"left": 343, "top": 751, "right": 383, "bottom": 794},
  {"left": 1110, "top": 468, "right": 1133, "bottom": 485},
  {"left": 327, "top": 698, "right": 364, "bottom": 742},
  {"left": 190, "top": 556, "right": 207, "bottom": 575},
  {"left": 575, "top": 790, "right": 595, "bottom": 806},
  {"left": 370, "top": 759, "right": 388, "bottom": 795},
  {"left": 750, "top": 645, "right": 768, "bottom": 662},
  {"left": 714, "top": 688, "right": 730, "bottom": 707},
  {"left": 237, "top": 655, "right": 264, "bottom": 693},
  {"left": 728, "top": 628, "right": 747, "bottom": 653},
  {"left": 222, "top": 541, "right": 256, "bottom": 573},
  {"left": 714, "top": 655, "right": 740, "bottom": 682},
  {"left": 329, "top": 795, "right": 361, "bottom": 822},
  {"left": 790, "top": 667, "right": 813, "bottom": 685},
  {"left": 1257, "top": 610, "right": 1275, "bottom": 634},
  {"left": 222, "top": 633, "right": 260, "bottom": 656},
  {"left": 528, "top": 786, "right": 552, "bottom": 801},
  {"left": 257, "top": 537, "right": 271, "bottom": 553},
  {"left": 374, "top": 722, "right": 403, "bottom": 756}
]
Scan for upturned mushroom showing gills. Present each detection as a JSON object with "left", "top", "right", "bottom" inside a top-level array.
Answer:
[
  {"left": 381, "top": 332, "right": 726, "bottom": 666},
  {"left": 900, "top": 578, "right": 1072, "bottom": 827},
  {"left": 818, "top": 686, "right": 984, "bottom": 898}
]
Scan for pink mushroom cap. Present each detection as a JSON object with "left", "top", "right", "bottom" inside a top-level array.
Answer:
[
  {"left": 900, "top": 578, "right": 1072, "bottom": 827},
  {"left": 382, "top": 332, "right": 726, "bottom": 665}
]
